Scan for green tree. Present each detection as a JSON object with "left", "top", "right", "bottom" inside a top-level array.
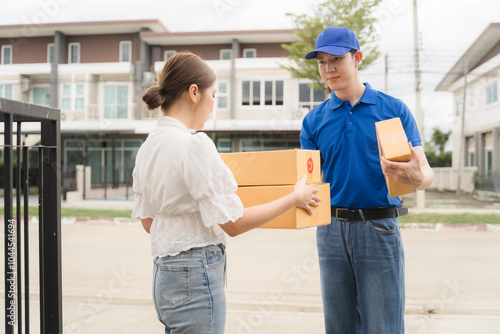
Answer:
[
  {"left": 281, "top": 0, "right": 382, "bottom": 94},
  {"left": 431, "top": 128, "right": 451, "bottom": 154},
  {"left": 425, "top": 128, "right": 452, "bottom": 167}
]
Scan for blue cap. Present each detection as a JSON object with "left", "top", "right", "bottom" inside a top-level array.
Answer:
[{"left": 305, "top": 27, "right": 360, "bottom": 59}]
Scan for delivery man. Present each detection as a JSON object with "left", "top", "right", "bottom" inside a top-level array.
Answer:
[{"left": 300, "top": 27, "right": 433, "bottom": 333}]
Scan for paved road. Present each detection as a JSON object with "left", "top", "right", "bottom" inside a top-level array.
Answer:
[{"left": 1, "top": 220, "right": 499, "bottom": 333}]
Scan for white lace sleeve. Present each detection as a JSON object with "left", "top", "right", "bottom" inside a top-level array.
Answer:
[
  {"left": 198, "top": 193, "right": 244, "bottom": 227},
  {"left": 183, "top": 133, "right": 244, "bottom": 227},
  {"left": 131, "top": 167, "right": 154, "bottom": 219},
  {"left": 132, "top": 193, "right": 154, "bottom": 219}
]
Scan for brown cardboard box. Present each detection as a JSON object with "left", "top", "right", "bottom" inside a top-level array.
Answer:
[
  {"left": 236, "top": 183, "right": 331, "bottom": 229},
  {"left": 375, "top": 117, "right": 414, "bottom": 197},
  {"left": 220, "top": 149, "right": 321, "bottom": 186}
]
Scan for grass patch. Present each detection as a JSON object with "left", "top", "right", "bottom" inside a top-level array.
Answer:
[
  {"left": 400, "top": 213, "right": 500, "bottom": 225},
  {"left": 1, "top": 206, "right": 133, "bottom": 219},
  {"left": 2, "top": 207, "right": 499, "bottom": 225}
]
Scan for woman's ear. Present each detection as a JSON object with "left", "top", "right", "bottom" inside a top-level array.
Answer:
[{"left": 188, "top": 84, "right": 199, "bottom": 103}]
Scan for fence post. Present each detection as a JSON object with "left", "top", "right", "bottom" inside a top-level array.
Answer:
[
  {"left": 39, "top": 118, "right": 62, "bottom": 333},
  {"left": 3, "top": 113, "right": 15, "bottom": 334}
]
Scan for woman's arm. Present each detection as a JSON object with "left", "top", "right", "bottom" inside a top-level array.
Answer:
[
  {"left": 218, "top": 176, "right": 321, "bottom": 237},
  {"left": 141, "top": 218, "right": 153, "bottom": 234}
]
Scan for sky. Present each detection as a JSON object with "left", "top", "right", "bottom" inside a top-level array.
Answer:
[{"left": 2, "top": 0, "right": 500, "bottom": 144}]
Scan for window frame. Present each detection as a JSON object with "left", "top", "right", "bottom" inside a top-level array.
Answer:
[
  {"left": 0, "top": 83, "right": 14, "bottom": 99},
  {"left": 119, "top": 41, "right": 132, "bottom": 62},
  {"left": 32, "top": 84, "right": 51, "bottom": 106},
  {"left": 60, "top": 83, "right": 85, "bottom": 112},
  {"left": 47, "top": 43, "right": 55, "bottom": 63},
  {"left": 103, "top": 83, "right": 129, "bottom": 119},
  {"left": 243, "top": 48, "right": 257, "bottom": 58},
  {"left": 164, "top": 50, "right": 177, "bottom": 60},
  {"left": 216, "top": 138, "right": 231, "bottom": 153},
  {"left": 1, "top": 45, "right": 12, "bottom": 65},
  {"left": 298, "top": 82, "right": 325, "bottom": 111},
  {"left": 68, "top": 42, "right": 80, "bottom": 64},
  {"left": 486, "top": 81, "right": 498, "bottom": 105},
  {"left": 240, "top": 79, "right": 285, "bottom": 108},
  {"left": 216, "top": 80, "right": 230, "bottom": 111},
  {"left": 220, "top": 49, "right": 233, "bottom": 60}
]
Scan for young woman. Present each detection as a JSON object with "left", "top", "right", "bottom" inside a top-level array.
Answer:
[{"left": 132, "top": 51, "right": 321, "bottom": 334}]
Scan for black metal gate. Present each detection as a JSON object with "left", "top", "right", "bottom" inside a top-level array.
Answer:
[{"left": 1, "top": 98, "right": 62, "bottom": 333}]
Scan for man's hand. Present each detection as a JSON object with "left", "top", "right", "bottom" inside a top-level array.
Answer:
[{"left": 380, "top": 142, "right": 434, "bottom": 190}]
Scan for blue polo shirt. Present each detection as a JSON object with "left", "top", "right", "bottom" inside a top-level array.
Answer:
[{"left": 300, "top": 83, "right": 421, "bottom": 209}]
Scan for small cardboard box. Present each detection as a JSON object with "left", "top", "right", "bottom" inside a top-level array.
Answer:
[
  {"left": 220, "top": 149, "right": 321, "bottom": 186},
  {"left": 236, "top": 183, "right": 331, "bottom": 229},
  {"left": 375, "top": 117, "right": 414, "bottom": 197}
]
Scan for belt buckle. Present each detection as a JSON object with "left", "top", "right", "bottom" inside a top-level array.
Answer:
[{"left": 335, "top": 208, "right": 349, "bottom": 221}]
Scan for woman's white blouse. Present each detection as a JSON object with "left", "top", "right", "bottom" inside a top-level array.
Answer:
[{"left": 132, "top": 116, "right": 244, "bottom": 257}]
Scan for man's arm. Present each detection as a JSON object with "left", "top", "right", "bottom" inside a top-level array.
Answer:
[{"left": 380, "top": 142, "right": 434, "bottom": 190}]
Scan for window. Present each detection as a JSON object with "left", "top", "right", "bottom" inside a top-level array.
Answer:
[
  {"left": 467, "top": 152, "right": 475, "bottom": 167},
  {"left": 0, "top": 84, "right": 13, "bottom": 99},
  {"left": 104, "top": 85, "right": 128, "bottom": 119},
  {"left": 485, "top": 149, "right": 493, "bottom": 182},
  {"left": 455, "top": 96, "right": 464, "bottom": 116},
  {"left": 243, "top": 48, "right": 256, "bottom": 58},
  {"left": 68, "top": 43, "right": 80, "bottom": 64},
  {"left": 220, "top": 49, "right": 232, "bottom": 60},
  {"left": 61, "top": 83, "right": 85, "bottom": 111},
  {"left": 164, "top": 50, "right": 177, "bottom": 60},
  {"left": 217, "top": 81, "right": 229, "bottom": 110},
  {"left": 216, "top": 139, "right": 231, "bottom": 153},
  {"left": 120, "top": 41, "right": 131, "bottom": 62},
  {"left": 487, "top": 81, "right": 498, "bottom": 105},
  {"left": 242, "top": 80, "right": 284, "bottom": 107},
  {"left": 240, "top": 139, "right": 300, "bottom": 152},
  {"left": 75, "top": 84, "right": 84, "bottom": 110},
  {"left": 2, "top": 45, "right": 12, "bottom": 65},
  {"left": 265, "top": 80, "right": 283, "bottom": 105},
  {"left": 299, "top": 83, "right": 325, "bottom": 110},
  {"left": 33, "top": 86, "right": 50, "bottom": 106},
  {"left": 64, "top": 139, "right": 141, "bottom": 185},
  {"left": 62, "top": 84, "right": 71, "bottom": 110},
  {"left": 48, "top": 43, "right": 55, "bottom": 63}
]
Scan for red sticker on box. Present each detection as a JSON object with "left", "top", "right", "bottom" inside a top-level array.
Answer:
[{"left": 307, "top": 158, "right": 314, "bottom": 174}]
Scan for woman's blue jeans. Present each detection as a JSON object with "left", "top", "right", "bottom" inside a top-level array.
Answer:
[
  {"left": 153, "top": 244, "right": 226, "bottom": 334},
  {"left": 317, "top": 217, "right": 405, "bottom": 334}
]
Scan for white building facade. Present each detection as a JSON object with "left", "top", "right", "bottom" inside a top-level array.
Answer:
[
  {"left": 435, "top": 23, "right": 500, "bottom": 192},
  {"left": 0, "top": 20, "right": 325, "bottom": 196}
]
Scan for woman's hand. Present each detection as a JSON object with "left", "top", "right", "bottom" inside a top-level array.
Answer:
[{"left": 293, "top": 175, "right": 321, "bottom": 215}]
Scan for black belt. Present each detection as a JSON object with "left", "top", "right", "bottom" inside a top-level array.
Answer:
[{"left": 331, "top": 207, "right": 408, "bottom": 221}]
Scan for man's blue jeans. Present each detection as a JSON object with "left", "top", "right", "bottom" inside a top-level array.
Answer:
[{"left": 317, "top": 216, "right": 405, "bottom": 334}]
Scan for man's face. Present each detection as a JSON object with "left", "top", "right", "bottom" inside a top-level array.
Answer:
[{"left": 317, "top": 51, "right": 358, "bottom": 92}]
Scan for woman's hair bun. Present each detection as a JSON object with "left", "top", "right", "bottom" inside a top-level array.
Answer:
[{"left": 142, "top": 86, "right": 165, "bottom": 111}]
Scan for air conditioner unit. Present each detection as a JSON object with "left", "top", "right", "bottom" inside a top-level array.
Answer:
[
  {"left": 143, "top": 72, "right": 156, "bottom": 84},
  {"left": 21, "top": 77, "right": 30, "bottom": 92}
]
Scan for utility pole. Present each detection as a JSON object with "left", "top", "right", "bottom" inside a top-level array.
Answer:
[
  {"left": 456, "top": 60, "right": 468, "bottom": 195},
  {"left": 385, "top": 54, "right": 388, "bottom": 93},
  {"left": 413, "top": 0, "right": 425, "bottom": 208}
]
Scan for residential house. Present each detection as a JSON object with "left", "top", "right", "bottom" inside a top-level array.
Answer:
[
  {"left": 435, "top": 22, "right": 500, "bottom": 192},
  {"left": 0, "top": 20, "right": 324, "bottom": 198}
]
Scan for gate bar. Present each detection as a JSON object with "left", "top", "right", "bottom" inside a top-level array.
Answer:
[{"left": 4, "top": 113, "right": 15, "bottom": 334}]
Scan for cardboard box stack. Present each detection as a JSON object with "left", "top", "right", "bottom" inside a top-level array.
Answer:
[
  {"left": 375, "top": 117, "right": 414, "bottom": 197},
  {"left": 220, "top": 149, "right": 331, "bottom": 229}
]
